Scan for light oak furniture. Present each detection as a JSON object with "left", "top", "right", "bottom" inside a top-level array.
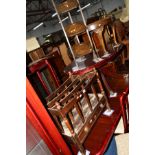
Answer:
[{"left": 58, "top": 42, "right": 72, "bottom": 66}]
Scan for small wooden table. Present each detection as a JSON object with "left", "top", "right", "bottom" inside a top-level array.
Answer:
[{"left": 64, "top": 44, "right": 125, "bottom": 98}]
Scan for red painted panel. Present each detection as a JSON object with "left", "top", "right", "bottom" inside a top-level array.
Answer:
[{"left": 26, "top": 78, "right": 72, "bottom": 155}]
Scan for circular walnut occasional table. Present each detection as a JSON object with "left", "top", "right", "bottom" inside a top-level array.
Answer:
[{"left": 64, "top": 44, "right": 125, "bottom": 98}]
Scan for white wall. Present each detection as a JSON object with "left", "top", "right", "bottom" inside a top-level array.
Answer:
[{"left": 26, "top": 0, "right": 125, "bottom": 44}]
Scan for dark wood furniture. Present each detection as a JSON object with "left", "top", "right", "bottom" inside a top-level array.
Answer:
[
  {"left": 113, "top": 19, "right": 129, "bottom": 64},
  {"left": 64, "top": 44, "right": 124, "bottom": 74},
  {"left": 28, "top": 58, "right": 60, "bottom": 97},
  {"left": 81, "top": 17, "right": 113, "bottom": 57},
  {"left": 68, "top": 96, "right": 122, "bottom": 155},
  {"left": 83, "top": 97, "right": 122, "bottom": 154},
  {"left": 27, "top": 46, "right": 67, "bottom": 82},
  {"left": 64, "top": 44, "right": 125, "bottom": 97},
  {"left": 47, "top": 69, "right": 111, "bottom": 154},
  {"left": 46, "top": 49, "right": 68, "bottom": 82},
  {"left": 27, "top": 45, "right": 69, "bottom": 105},
  {"left": 84, "top": 16, "right": 118, "bottom": 57}
]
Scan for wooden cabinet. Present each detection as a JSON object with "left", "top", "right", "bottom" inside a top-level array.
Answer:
[{"left": 27, "top": 58, "right": 60, "bottom": 104}]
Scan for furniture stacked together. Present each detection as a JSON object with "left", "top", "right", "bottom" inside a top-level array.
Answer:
[{"left": 46, "top": 69, "right": 111, "bottom": 154}]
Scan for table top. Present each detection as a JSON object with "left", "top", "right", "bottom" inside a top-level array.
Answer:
[
  {"left": 84, "top": 97, "right": 122, "bottom": 154},
  {"left": 64, "top": 44, "right": 124, "bottom": 75},
  {"left": 71, "top": 97, "right": 122, "bottom": 154}
]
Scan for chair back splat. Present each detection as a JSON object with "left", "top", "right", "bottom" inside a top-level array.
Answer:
[{"left": 47, "top": 69, "right": 110, "bottom": 154}]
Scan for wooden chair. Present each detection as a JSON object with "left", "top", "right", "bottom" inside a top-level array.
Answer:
[
  {"left": 99, "top": 62, "right": 129, "bottom": 97},
  {"left": 87, "top": 17, "right": 113, "bottom": 57},
  {"left": 112, "top": 19, "right": 129, "bottom": 64},
  {"left": 91, "top": 27, "right": 108, "bottom": 57},
  {"left": 47, "top": 69, "right": 110, "bottom": 154}
]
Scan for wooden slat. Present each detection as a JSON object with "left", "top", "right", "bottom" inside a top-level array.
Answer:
[
  {"left": 47, "top": 78, "right": 80, "bottom": 107},
  {"left": 46, "top": 77, "right": 73, "bottom": 102},
  {"left": 74, "top": 102, "right": 85, "bottom": 123},
  {"left": 59, "top": 79, "right": 85, "bottom": 104},
  {"left": 91, "top": 84, "right": 99, "bottom": 102}
]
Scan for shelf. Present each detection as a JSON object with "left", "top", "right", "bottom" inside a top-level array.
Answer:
[
  {"left": 72, "top": 43, "right": 92, "bottom": 57},
  {"left": 56, "top": 0, "right": 78, "bottom": 14},
  {"left": 65, "top": 22, "right": 86, "bottom": 37}
]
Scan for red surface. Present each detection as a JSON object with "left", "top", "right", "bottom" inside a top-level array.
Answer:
[
  {"left": 84, "top": 98, "right": 122, "bottom": 155},
  {"left": 26, "top": 78, "right": 72, "bottom": 155},
  {"left": 120, "top": 87, "right": 129, "bottom": 133},
  {"left": 70, "top": 97, "right": 122, "bottom": 155}
]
